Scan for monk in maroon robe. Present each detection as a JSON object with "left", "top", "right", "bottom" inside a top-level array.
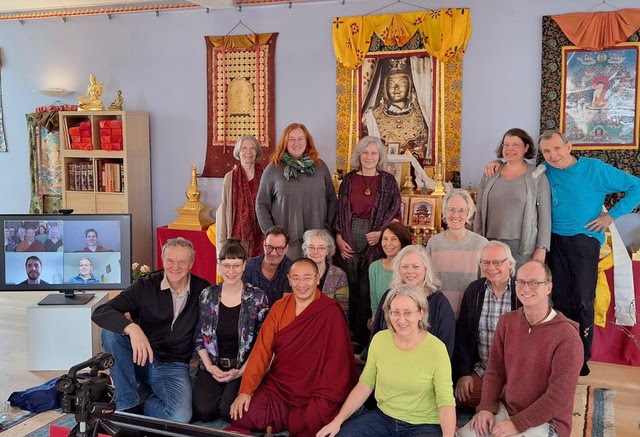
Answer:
[{"left": 229, "top": 258, "right": 357, "bottom": 437}]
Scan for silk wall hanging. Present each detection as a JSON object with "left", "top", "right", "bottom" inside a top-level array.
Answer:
[
  {"left": 332, "top": 9, "right": 471, "bottom": 175},
  {"left": 202, "top": 33, "right": 277, "bottom": 177}
]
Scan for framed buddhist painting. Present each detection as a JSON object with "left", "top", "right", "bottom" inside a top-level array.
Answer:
[
  {"left": 560, "top": 43, "right": 640, "bottom": 150},
  {"left": 408, "top": 195, "right": 440, "bottom": 230},
  {"left": 359, "top": 52, "right": 437, "bottom": 166}
]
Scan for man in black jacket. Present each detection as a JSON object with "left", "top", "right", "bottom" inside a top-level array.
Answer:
[
  {"left": 453, "top": 241, "right": 519, "bottom": 410},
  {"left": 92, "top": 237, "right": 210, "bottom": 422}
]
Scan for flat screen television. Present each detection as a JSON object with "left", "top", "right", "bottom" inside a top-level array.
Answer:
[{"left": 1, "top": 213, "right": 132, "bottom": 305}]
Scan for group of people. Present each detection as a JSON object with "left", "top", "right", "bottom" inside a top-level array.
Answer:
[
  {"left": 90, "top": 125, "right": 640, "bottom": 437},
  {"left": 4, "top": 224, "right": 56, "bottom": 252}
]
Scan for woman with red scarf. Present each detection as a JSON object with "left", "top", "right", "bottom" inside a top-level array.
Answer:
[{"left": 216, "top": 135, "right": 265, "bottom": 257}]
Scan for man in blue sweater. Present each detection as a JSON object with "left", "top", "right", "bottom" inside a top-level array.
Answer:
[{"left": 538, "top": 130, "right": 640, "bottom": 376}]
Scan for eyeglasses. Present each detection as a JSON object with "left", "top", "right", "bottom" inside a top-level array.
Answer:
[
  {"left": 219, "top": 262, "right": 244, "bottom": 272},
  {"left": 264, "top": 244, "right": 287, "bottom": 255},
  {"left": 480, "top": 258, "right": 508, "bottom": 267},
  {"left": 515, "top": 279, "right": 548, "bottom": 289},
  {"left": 502, "top": 142, "right": 524, "bottom": 148},
  {"left": 306, "top": 245, "right": 327, "bottom": 252},
  {"left": 445, "top": 207, "right": 468, "bottom": 215},
  {"left": 389, "top": 309, "right": 420, "bottom": 318},
  {"left": 289, "top": 275, "right": 316, "bottom": 285}
]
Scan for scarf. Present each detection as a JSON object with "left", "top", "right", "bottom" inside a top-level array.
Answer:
[
  {"left": 231, "top": 163, "right": 263, "bottom": 245},
  {"left": 281, "top": 152, "right": 315, "bottom": 181}
]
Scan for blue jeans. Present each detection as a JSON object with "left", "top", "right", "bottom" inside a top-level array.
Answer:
[
  {"left": 337, "top": 407, "right": 442, "bottom": 437},
  {"left": 101, "top": 330, "right": 193, "bottom": 422}
]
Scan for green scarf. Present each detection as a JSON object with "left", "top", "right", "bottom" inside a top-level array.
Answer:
[{"left": 282, "top": 152, "right": 315, "bottom": 181}]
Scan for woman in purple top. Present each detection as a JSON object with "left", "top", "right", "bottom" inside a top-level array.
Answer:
[{"left": 334, "top": 136, "right": 401, "bottom": 349}]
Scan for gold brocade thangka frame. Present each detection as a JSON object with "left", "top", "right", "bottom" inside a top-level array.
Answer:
[
  {"left": 202, "top": 33, "right": 277, "bottom": 177},
  {"left": 332, "top": 9, "right": 472, "bottom": 177}
]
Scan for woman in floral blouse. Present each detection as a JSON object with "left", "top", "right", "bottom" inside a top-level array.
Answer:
[{"left": 193, "top": 241, "right": 269, "bottom": 422}]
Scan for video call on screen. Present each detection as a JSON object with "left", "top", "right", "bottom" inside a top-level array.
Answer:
[{"left": 3, "top": 219, "right": 123, "bottom": 286}]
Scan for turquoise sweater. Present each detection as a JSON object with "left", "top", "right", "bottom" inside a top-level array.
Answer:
[{"left": 543, "top": 157, "right": 640, "bottom": 244}]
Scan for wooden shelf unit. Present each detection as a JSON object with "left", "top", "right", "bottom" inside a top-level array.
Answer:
[{"left": 59, "top": 111, "right": 152, "bottom": 266}]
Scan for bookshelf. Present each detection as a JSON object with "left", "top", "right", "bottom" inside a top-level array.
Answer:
[{"left": 59, "top": 111, "right": 152, "bottom": 266}]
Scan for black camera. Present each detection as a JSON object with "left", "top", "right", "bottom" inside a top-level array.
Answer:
[{"left": 55, "top": 352, "right": 119, "bottom": 437}]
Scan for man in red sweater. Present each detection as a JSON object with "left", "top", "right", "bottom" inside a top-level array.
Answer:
[{"left": 457, "top": 260, "right": 583, "bottom": 437}]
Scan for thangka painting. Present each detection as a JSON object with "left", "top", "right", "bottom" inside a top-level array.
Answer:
[
  {"left": 360, "top": 54, "right": 436, "bottom": 167},
  {"left": 332, "top": 9, "right": 472, "bottom": 175},
  {"left": 561, "top": 44, "right": 640, "bottom": 150},
  {"left": 202, "top": 33, "right": 278, "bottom": 177}
]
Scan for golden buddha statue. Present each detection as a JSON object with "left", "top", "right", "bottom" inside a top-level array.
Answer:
[
  {"left": 108, "top": 90, "right": 124, "bottom": 111},
  {"left": 78, "top": 73, "right": 105, "bottom": 111}
]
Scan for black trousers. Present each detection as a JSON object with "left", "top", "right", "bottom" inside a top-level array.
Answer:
[
  {"left": 192, "top": 368, "right": 241, "bottom": 422},
  {"left": 547, "top": 233, "right": 600, "bottom": 361}
]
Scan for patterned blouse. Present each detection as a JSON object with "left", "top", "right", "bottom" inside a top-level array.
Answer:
[
  {"left": 194, "top": 282, "right": 269, "bottom": 369},
  {"left": 321, "top": 263, "right": 349, "bottom": 320}
]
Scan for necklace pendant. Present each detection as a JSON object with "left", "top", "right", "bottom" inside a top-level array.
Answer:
[{"left": 364, "top": 187, "right": 371, "bottom": 196}]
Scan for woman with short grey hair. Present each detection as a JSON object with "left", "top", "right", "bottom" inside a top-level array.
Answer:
[
  {"left": 302, "top": 229, "right": 348, "bottom": 318},
  {"left": 426, "top": 188, "right": 488, "bottom": 317},
  {"left": 215, "top": 135, "right": 265, "bottom": 257},
  {"left": 317, "top": 283, "right": 456, "bottom": 437}
]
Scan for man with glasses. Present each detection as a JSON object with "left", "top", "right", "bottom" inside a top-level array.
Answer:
[
  {"left": 453, "top": 241, "right": 518, "bottom": 411},
  {"left": 229, "top": 257, "right": 357, "bottom": 437},
  {"left": 457, "top": 260, "right": 582, "bottom": 437},
  {"left": 92, "top": 237, "right": 210, "bottom": 422},
  {"left": 243, "top": 225, "right": 293, "bottom": 305}
]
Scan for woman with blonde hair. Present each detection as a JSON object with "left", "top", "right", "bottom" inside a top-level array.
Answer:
[
  {"left": 369, "top": 245, "right": 455, "bottom": 357},
  {"left": 216, "top": 135, "right": 265, "bottom": 257},
  {"left": 317, "top": 284, "right": 456, "bottom": 437},
  {"left": 426, "top": 188, "right": 488, "bottom": 316},
  {"left": 256, "top": 123, "right": 336, "bottom": 259}
]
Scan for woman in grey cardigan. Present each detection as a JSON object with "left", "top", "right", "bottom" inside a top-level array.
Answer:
[{"left": 473, "top": 128, "right": 551, "bottom": 268}]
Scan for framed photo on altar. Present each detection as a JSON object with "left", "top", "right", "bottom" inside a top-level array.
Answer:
[
  {"left": 560, "top": 43, "right": 640, "bottom": 150},
  {"left": 408, "top": 195, "right": 440, "bottom": 230},
  {"left": 387, "top": 142, "right": 400, "bottom": 155}
]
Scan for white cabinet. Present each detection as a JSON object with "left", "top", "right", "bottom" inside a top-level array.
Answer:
[{"left": 27, "top": 292, "right": 108, "bottom": 371}]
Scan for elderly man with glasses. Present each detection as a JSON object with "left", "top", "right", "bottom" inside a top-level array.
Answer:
[
  {"left": 229, "top": 257, "right": 357, "bottom": 437},
  {"left": 242, "top": 225, "right": 293, "bottom": 305},
  {"left": 456, "top": 260, "right": 582, "bottom": 437},
  {"left": 453, "top": 241, "right": 519, "bottom": 411}
]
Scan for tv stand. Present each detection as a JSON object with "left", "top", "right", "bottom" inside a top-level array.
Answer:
[
  {"left": 38, "top": 291, "right": 95, "bottom": 305},
  {"left": 27, "top": 292, "right": 108, "bottom": 370}
]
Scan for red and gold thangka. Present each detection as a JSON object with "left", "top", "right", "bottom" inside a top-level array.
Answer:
[{"left": 203, "top": 33, "right": 277, "bottom": 177}]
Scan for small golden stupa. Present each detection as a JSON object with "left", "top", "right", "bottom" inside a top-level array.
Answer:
[{"left": 169, "top": 164, "right": 215, "bottom": 230}]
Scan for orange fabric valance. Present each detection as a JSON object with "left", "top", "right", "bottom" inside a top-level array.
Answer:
[
  {"left": 552, "top": 9, "right": 640, "bottom": 50},
  {"left": 332, "top": 9, "right": 472, "bottom": 70}
]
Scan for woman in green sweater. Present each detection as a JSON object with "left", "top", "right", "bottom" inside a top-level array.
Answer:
[{"left": 317, "top": 284, "right": 456, "bottom": 437}]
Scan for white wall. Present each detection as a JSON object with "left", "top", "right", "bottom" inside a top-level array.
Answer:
[{"left": 1, "top": 0, "right": 639, "bottom": 244}]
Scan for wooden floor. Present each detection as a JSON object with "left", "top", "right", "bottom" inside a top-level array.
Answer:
[{"left": 1, "top": 292, "right": 640, "bottom": 436}]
